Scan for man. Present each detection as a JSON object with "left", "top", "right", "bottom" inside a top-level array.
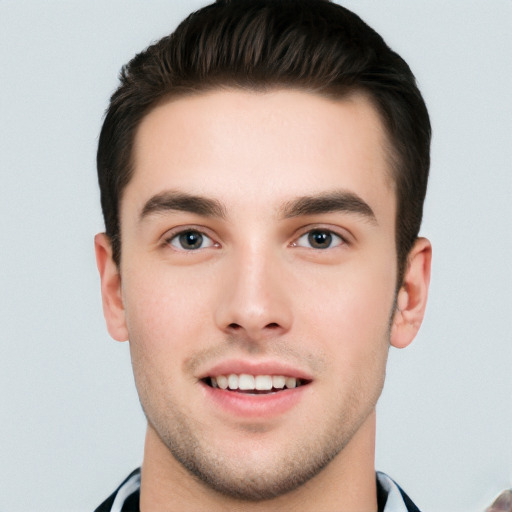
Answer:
[{"left": 94, "top": 0, "right": 431, "bottom": 510}]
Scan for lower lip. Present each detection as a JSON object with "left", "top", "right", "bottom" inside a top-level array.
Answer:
[{"left": 200, "top": 382, "right": 309, "bottom": 419}]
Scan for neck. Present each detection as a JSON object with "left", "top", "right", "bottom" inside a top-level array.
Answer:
[{"left": 140, "top": 411, "right": 378, "bottom": 512}]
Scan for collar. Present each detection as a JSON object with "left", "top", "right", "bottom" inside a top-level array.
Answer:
[{"left": 377, "top": 471, "right": 413, "bottom": 512}]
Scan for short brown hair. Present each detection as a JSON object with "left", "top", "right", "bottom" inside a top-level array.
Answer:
[{"left": 97, "top": 0, "right": 431, "bottom": 283}]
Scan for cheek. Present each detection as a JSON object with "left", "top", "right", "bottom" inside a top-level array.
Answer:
[
  {"left": 298, "top": 256, "right": 395, "bottom": 331},
  {"left": 294, "top": 254, "right": 396, "bottom": 374},
  {"left": 121, "top": 270, "right": 214, "bottom": 418},
  {"left": 121, "top": 268, "right": 214, "bottom": 365}
]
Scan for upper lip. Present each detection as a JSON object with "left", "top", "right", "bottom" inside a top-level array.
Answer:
[{"left": 198, "top": 359, "right": 314, "bottom": 381}]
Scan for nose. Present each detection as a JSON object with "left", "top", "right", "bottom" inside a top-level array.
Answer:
[{"left": 214, "top": 245, "right": 293, "bottom": 342}]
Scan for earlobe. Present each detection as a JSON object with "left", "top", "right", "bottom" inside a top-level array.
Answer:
[
  {"left": 94, "top": 233, "right": 129, "bottom": 342},
  {"left": 390, "top": 237, "right": 432, "bottom": 349}
]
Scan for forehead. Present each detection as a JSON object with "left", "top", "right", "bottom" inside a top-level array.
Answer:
[{"left": 124, "top": 89, "right": 394, "bottom": 222}]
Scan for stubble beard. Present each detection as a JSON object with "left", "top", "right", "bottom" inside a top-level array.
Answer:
[
  {"left": 133, "top": 303, "right": 394, "bottom": 502},
  {"left": 139, "top": 361, "right": 386, "bottom": 503},
  {"left": 150, "top": 413, "right": 343, "bottom": 501}
]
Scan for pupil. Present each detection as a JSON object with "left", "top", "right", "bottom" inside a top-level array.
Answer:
[
  {"left": 180, "top": 231, "right": 202, "bottom": 249},
  {"left": 308, "top": 230, "right": 331, "bottom": 249}
]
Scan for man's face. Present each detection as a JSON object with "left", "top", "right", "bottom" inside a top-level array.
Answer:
[{"left": 113, "top": 89, "right": 399, "bottom": 499}]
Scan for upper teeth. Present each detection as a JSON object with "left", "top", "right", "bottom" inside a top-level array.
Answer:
[{"left": 210, "top": 374, "right": 299, "bottom": 391}]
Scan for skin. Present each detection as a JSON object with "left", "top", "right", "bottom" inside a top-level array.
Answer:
[{"left": 96, "top": 89, "right": 431, "bottom": 511}]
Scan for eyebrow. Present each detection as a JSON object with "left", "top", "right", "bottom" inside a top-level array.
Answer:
[
  {"left": 279, "top": 191, "right": 377, "bottom": 223},
  {"left": 139, "top": 191, "right": 227, "bottom": 221},
  {"left": 139, "top": 189, "right": 376, "bottom": 224}
]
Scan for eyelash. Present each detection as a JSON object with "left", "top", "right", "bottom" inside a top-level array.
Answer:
[
  {"left": 163, "top": 226, "right": 348, "bottom": 252},
  {"left": 165, "top": 228, "right": 218, "bottom": 251},
  {"left": 291, "top": 229, "right": 346, "bottom": 250}
]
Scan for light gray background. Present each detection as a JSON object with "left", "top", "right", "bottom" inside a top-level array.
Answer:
[{"left": 1, "top": 1, "right": 511, "bottom": 511}]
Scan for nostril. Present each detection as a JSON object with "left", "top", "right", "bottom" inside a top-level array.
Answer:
[{"left": 225, "top": 321, "right": 283, "bottom": 335}]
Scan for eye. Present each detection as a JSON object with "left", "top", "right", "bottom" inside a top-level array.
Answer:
[
  {"left": 294, "top": 229, "right": 344, "bottom": 249},
  {"left": 168, "top": 230, "right": 216, "bottom": 251}
]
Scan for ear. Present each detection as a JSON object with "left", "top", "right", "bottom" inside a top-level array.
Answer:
[
  {"left": 94, "top": 233, "right": 129, "bottom": 342},
  {"left": 390, "top": 237, "right": 432, "bottom": 349}
]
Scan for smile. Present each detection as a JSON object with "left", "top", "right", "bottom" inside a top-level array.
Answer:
[
  {"left": 205, "top": 374, "right": 307, "bottom": 393},
  {"left": 198, "top": 360, "right": 313, "bottom": 417}
]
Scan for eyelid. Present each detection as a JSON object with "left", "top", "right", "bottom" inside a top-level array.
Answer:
[
  {"left": 162, "top": 225, "right": 220, "bottom": 251},
  {"left": 290, "top": 225, "right": 351, "bottom": 248}
]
